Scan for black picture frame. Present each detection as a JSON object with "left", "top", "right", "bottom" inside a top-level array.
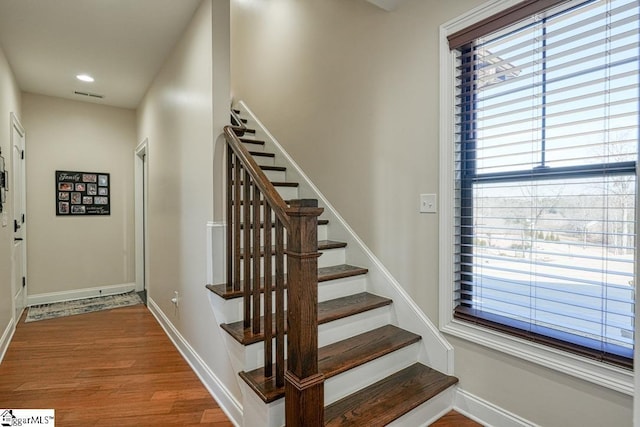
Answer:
[
  {"left": 56, "top": 170, "right": 110, "bottom": 216},
  {"left": 0, "top": 149, "right": 6, "bottom": 213}
]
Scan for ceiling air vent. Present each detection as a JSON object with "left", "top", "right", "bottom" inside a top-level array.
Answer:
[{"left": 73, "top": 90, "right": 104, "bottom": 99}]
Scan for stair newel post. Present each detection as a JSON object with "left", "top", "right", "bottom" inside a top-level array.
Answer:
[{"left": 284, "top": 199, "right": 325, "bottom": 427}]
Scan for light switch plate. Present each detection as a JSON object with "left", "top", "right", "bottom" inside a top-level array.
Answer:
[{"left": 420, "top": 193, "right": 437, "bottom": 213}]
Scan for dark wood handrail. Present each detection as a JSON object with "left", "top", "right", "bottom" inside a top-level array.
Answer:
[
  {"left": 223, "top": 126, "right": 291, "bottom": 230},
  {"left": 223, "top": 110, "right": 325, "bottom": 426}
]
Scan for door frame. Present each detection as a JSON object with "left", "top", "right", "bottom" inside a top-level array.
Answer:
[
  {"left": 10, "top": 112, "right": 26, "bottom": 322},
  {"left": 134, "top": 139, "right": 149, "bottom": 295}
]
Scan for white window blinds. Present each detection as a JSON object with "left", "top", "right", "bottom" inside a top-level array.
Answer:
[{"left": 453, "top": 0, "right": 639, "bottom": 366}]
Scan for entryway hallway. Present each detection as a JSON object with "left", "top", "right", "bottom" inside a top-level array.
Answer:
[{"left": 0, "top": 305, "right": 233, "bottom": 426}]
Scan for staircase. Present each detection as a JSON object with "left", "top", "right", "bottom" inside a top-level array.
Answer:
[{"left": 206, "top": 103, "right": 458, "bottom": 426}]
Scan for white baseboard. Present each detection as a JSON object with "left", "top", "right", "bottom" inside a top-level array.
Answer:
[
  {"left": 27, "top": 283, "right": 137, "bottom": 306},
  {"left": 147, "top": 298, "right": 243, "bottom": 426},
  {"left": 0, "top": 318, "right": 16, "bottom": 364},
  {"left": 455, "top": 388, "right": 539, "bottom": 427}
]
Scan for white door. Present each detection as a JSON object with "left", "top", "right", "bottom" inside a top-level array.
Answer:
[{"left": 11, "top": 114, "right": 26, "bottom": 322}]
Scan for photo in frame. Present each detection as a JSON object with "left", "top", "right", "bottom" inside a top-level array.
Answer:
[
  {"left": 56, "top": 170, "right": 110, "bottom": 216},
  {"left": 0, "top": 149, "right": 6, "bottom": 213}
]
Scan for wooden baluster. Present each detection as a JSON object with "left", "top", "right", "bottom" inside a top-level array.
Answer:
[
  {"left": 243, "top": 169, "right": 252, "bottom": 329},
  {"left": 264, "top": 203, "right": 273, "bottom": 378},
  {"left": 284, "top": 199, "right": 324, "bottom": 427},
  {"left": 226, "top": 146, "right": 233, "bottom": 291},
  {"left": 233, "top": 160, "right": 241, "bottom": 292},
  {"left": 275, "top": 217, "right": 285, "bottom": 388},
  {"left": 252, "top": 184, "right": 261, "bottom": 334}
]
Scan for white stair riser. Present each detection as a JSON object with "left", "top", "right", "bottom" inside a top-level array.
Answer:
[
  {"left": 221, "top": 330, "right": 251, "bottom": 377},
  {"left": 324, "top": 343, "right": 420, "bottom": 405},
  {"left": 236, "top": 224, "right": 328, "bottom": 248},
  {"left": 263, "top": 169, "right": 286, "bottom": 181},
  {"left": 239, "top": 206, "right": 324, "bottom": 224},
  {"left": 240, "top": 141, "right": 265, "bottom": 152},
  {"left": 275, "top": 185, "right": 298, "bottom": 200},
  {"left": 236, "top": 184, "right": 297, "bottom": 201},
  {"left": 318, "top": 305, "right": 391, "bottom": 347},
  {"left": 239, "top": 382, "right": 285, "bottom": 427},
  {"left": 232, "top": 305, "right": 393, "bottom": 372},
  {"left": 318, "top": 247, "right": 345, "bottom": 268},
  {"left": 388, "top": 386, "right": 456, "bottom": 427},
  {"left": 235, "top": 247, "right": 346, "bottom": 281},
  {"left": 318, "top": 275, "right": 367, "bottom": 302},
  {"left": 214, "top": 271, "right": 366, "bottom": 330},
  {"left": 216, "top": 289, "right": 289, "bottom": 326},
  {"left": 317, "top": 223, "right": 328, "bottom": 240},
  {"left": 252, "top": 155, "right": 275, "bottom": 167}
]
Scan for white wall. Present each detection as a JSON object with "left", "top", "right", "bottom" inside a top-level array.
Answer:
[
  {"left": 137, "top": 0, "right": 240, "bottom": 421},
  {"left": 0, "top": 44, "right": 21, "bottom": 352},
  {"left": 21, "top": 93, "right": 136, "bottom": 298},
  {"left": 230, "top": 0, "right": 633, "bottom": 425}
]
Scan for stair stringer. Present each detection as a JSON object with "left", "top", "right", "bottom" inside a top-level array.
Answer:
[{"left": 235, "top": 100, "right": 454, "bottom": 376}]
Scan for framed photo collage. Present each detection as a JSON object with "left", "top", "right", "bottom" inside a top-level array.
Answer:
[{"left": 56, "top": 170, "right": 110, "bottom": 216}]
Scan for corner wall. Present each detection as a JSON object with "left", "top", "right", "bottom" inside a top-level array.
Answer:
[
  {"left": 0, "top": 44, "right": 21, "bottom": 355},
  {"left": 137, "top": 0, "right": 240, "bottom": 421},
  {"left": 21, "top": 93, "right": 137, "bottom": 300},
  {"left": 229, "top": 0, "right": 633, "bottom": 425}
]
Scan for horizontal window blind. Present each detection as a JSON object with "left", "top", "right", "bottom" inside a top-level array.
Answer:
[{"left": 453, "top": 0, "right": 638, "bottom": 366}]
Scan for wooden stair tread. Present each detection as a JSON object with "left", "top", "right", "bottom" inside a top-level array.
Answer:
[
  {"left": 239, "top": 219, "right": 328, "bottom": 229},
  {"left": 260, "top": 165, "right": 287, "bottom": 172},
  {"left": 206, "top": 263, "right": 367, "bottom": 300},
  {"left": 233, "top": 180, "right": 298, "bottom": 187},
  {"left": 324, "top": 363, "right": 459, "bottom": 426},
  {"left": 239, "top": 137, "right": 265, "bottom": 145},
  {"left": 248, "top": 150, "right": 273, "bottom": 158},
  {"left": 220, "top": 292, "right": 390, "bottom": 345},
  {"left": 317, "top": 264, "right": 368, "bottom": 282},
  {"left": 240, "top": 325, "right": 419, "bottom": 403},
  {"left": 238, "top": 240, "right": 347, "bottom": 259},
  {"left": 318, "top": 325, "right": 420, "bottom": 378}
]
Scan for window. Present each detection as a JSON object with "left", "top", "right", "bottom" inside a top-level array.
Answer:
[{"left": 442, "top": 0, "right": 638, "bottom": 372}]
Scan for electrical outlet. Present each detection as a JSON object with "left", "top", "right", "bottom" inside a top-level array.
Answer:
[
  {"left": 420, "top": 193, "right": 437, "bottom": 214},
  {"left": 171, "top": 291, "right": 179, "bottom": 306}
]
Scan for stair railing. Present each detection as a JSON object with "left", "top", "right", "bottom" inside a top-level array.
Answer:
[{"left": 224, "top": 115, "right": 325, "bottom": 426}]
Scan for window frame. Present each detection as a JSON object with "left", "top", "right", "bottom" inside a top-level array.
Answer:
[{"left": 438, "top": 0, "right": 636, "bottom": 395}]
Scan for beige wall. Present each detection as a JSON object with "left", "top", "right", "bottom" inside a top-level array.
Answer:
[
  {"left": 230, "top": 0, "right": 632, "bottom": 425},
  {"left": 0, "top": 45, "right": 21, "bottom": 338},
  {"left": 137, "top": 0, "right": 240, "bottom": 410},
  {"left": 22, "top": 93, "right": 136, "bottom": 296}
]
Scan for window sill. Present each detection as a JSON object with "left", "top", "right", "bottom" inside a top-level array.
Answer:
[{"left": 441, "top": 318, "right": 633, "bottom": 395}]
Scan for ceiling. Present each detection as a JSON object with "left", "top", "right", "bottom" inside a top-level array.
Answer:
[{"left": 0, "top": 0, "right": 202, "bottom": 109}]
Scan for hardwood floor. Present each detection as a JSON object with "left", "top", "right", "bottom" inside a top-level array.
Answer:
[
  {"left": 430, "top": 410, "right": 483, "bottom": 426},
  {"left": 0, "top": 304, "right": 481, "bottom": 426},
  {"left": 0, "top": 305, "right": 233, "bottom": 426}
]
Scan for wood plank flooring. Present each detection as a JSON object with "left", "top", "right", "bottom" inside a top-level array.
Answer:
[
  {"left": 430, "top": 410, "right": 483, "bottom": 426},
  {"left": 0, "top": 304, "right": 481, "bottom": 426},
  {"left": 0, "top": 305, "right": 233, "bottom": 426}
]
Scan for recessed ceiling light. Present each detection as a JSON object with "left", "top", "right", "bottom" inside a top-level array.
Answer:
[{"left": 76, "top": 74, "right": 95, "bottom": 83}]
